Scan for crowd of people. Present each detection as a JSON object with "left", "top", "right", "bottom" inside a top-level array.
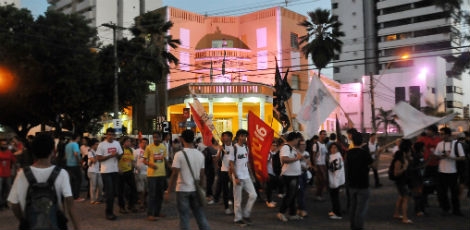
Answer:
[{"left": 0, "top": 124, "right": 469, "bottom": 230}]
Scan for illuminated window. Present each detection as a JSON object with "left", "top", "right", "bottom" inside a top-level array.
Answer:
[{"left": 386, "top": 34, "right": 397, "bottom": 41}]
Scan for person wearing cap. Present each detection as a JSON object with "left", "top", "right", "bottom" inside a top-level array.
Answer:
[
  {"left": 230, "top": 129, "right": 257, "bottom": 227},
  {"left": 165, "top": 129, "right": 210, "bottom": 230}
]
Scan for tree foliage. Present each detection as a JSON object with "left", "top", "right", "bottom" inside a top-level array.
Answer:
[
  {"left": 375, "top": 108, "right": 400, "bottom": 136},
  {"left": 298, "top": 8, "right": 344, "bottom": 78}
]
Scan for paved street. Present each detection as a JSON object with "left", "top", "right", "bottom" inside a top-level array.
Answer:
[{"left": 1, "top": 152, "right": 469, "bottom": 229}]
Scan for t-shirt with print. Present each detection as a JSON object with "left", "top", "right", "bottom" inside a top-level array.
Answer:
[
  {"left": 119, "top": 147, "right": 134, "bottom": 173},
  {"left": 172, "top": 148, "right": 205, "bottom": 192},
  {"left": 133, "top": 148, "right": 147, "bottom": 175},
  {"left": 96, "top": 140, "right": 123, "bottom": 173},
  {"left": 229, "top": 144, "right": 250, "bottom": 180},
  {"left": 220, "top": 144, "right": 234, "bottom": 172},
  {"left": 328, "top": 152, "right": 345, "bottom": 189},
  {"left": 280, "top": 144, "right": 301, "bottom": 176},
  {"left": 144, "top": 144, "right": 167, "bottom": 177}
]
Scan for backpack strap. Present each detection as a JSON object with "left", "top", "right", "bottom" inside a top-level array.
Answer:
[
  {"left": 23, "top": 166, "right": 37, "bottom": 185},
  {"left": 47, "top": 166, "right": 61, "bottom": 186}
]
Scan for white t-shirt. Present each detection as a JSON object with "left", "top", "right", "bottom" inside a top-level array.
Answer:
[
  {"left": 315, "top": 142, "right": 328, "bottom": 165},
  {"left": 280, "top": 144, "right": 301, "bottom": 176},
  {"left": 328, "top": 152, "right": 345, "bottom": 189},
  {"left": 172, "top": 148, "right": 205, "bottom": 192},
  {"left": 267, "top": 151, "right": 276, "bottom": 176},
  {"left": 7, "top": 166, "right": 72, "bottom": 211},
  {"left": 133, "top": 147, "right": 148, "bottom": 175},
  {"left": 96, "top": 140, "right": 123, "bottom": 173},
  {"left": 229, "top": 144, "right": 250, "bottom": 180},
  {"left": 87, "top": 149, "right": 100, "bottom": 173},
  {"left": 300, "top": 150, "right": 310, "bottom": 171},
  {"left": 434, "top": 140, "right": 464, "bottom": 174},
  {"left": 220, "top": 144, "right": 234, "bottom": 172}
]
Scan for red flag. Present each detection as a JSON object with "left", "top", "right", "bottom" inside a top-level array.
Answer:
[
  {"left": 247, "top": 111, "right": 274, "bottom": 183},
  {"left": 190, "top": 104, "right": 213, "bottom": 147}
]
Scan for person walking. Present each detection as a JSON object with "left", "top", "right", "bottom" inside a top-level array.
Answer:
[
  {"left": 165, "top": 129, "right": 211, "bottom": 230},
  {"left": 96, "top": 128, "right": 123, "bottom": 220},
  {"left": 213, "top": 131, "right": 234, "bottom": 214},
  {"left": 346, "top": 131, "right": 373, "bottom": 230},
  {"left": 87, "top": 138, "right": 103, "bottom": 205},
  {"left": 117, "top": 136, "right": 138, "bottom": 213},
  {"left": 327, "top": 142, "right": 345, "bottom": 220},
  {"left": 392, "top": 139, "right": 413, "bottom": 224},
  {"left": 65, "top": 134, "right": 84, "bottom": 202},
  {"left": 367, "top": 133, "right": 382, "bottom": 188},
  {"left": 230, "top": 129, "right": 257, "bottom": 227}
]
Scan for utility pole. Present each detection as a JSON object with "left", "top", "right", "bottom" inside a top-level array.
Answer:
[{"left": 370, "top": 72, "right": 377, "bottom": 132}]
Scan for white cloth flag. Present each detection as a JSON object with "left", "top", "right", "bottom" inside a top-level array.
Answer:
[
  {"left": 393, "top": 101, "right": 456, "bottom": 138},
  {"left": 297, "top": 76, "right": 338, "bottom": 139}
]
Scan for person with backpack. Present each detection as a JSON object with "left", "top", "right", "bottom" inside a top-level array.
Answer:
[
  {"left": 391, "top": 139, "right": 412, "bottom": 224},
  {"left": 7, "top": 133, "right": 80, "bottom": 230},
  {"left": 265, "top": 139, "right": 280, "bottom": 208},
  {"left": 433, "top": 127, "right": 465, "bottom": 216}
]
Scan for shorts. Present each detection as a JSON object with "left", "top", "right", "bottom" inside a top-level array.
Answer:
[
  {"left": 135, "top": 174, "right": 148, "bottom": 192},
  {"left": 395, "top": 182, "right": 410, "bottom": 196}
]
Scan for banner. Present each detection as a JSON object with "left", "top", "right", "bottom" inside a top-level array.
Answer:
[
  {"left": 189, "top": 103, "right": 213, "bottom": 147},
  {"left": 247, "top": 111, "right": 274, "bottom": 183},
  {"left": 393, "top": 101, "right": 456, "bottom": 138},
  {"left": 297, "top": 76, "right": 338, "bottom": 139}
]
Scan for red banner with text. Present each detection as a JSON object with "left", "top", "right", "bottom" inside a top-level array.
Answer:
[{"left": 247, "top": 111, "right": 274, "bottom": 183}]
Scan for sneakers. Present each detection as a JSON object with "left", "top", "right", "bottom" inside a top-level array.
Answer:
[
  {"left": 276, "top": 213, "right": 288, "bottom": 222},
  {"left": 207, "top": 200, "right": 215, "bottom": 205},
  {"left": 288, "top": 215, "right": 303, "bottom": 220},
  {"left": 234, "top": 220, "right": 247, "bottom": 227},
  {"left": 329, "top": 214, "right": 343, "bottom": 220},
  {"left": 297, "top": 209, "right": 308, "bottom": 217},
  {"left": 225, "top": 208, "right": 234, "bottom": 215},
  {"left": 277, "top": 194, "right": 285, "bottom": 199},
  {"left": 266, "top": 201, "right": 277, "bottom": 208}
]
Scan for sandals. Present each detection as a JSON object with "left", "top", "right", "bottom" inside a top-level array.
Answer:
[{"left": 402, "top": 219, "right": 413, "bottom": 224}]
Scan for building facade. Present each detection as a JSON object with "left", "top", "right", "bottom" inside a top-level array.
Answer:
[
  {"left": 331, "top": 0, "right": 470, "bottom": 117},
  {"left": 141, "top": 6, "right": 310, "bottom": 135},
  {"left": 48, "top": 0, "right": 162, "bottom": 45}
]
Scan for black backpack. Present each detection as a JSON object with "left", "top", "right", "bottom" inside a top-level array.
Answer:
[{"left": 23, "top": 166, "right": 65, "bottom": 230}]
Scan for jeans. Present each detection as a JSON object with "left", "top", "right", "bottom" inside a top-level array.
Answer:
[
  {"left": 101, "top": 172, "right": 119, "bottom": 215},
  {"left": 0, "top": 177, "right": 12, "bottom": 207},
  {"left": 233, "top": 177, "right": 257, "bottom": 221},
  {"left": 265, "top": 174, "right": 278, "bottom": 203},
  {"left": 214, "top": 171, "right": 232, "bottom": 209},
  {"left": 315, "top": 165, "right": 327, "bottom": 197},
  {"left": 349, "top": 188, "right": 370, "bottom": 230},
  {"left": 329, "top": 187, "right": 341, "bottom": 216},
  {"left": 66, "top": 166, "right": 82, "bottom": 199},
  {"left": 279, "top": 175, "right": 299, "bottom": 216},
  {"left": 118, "top": 170, "right": 137, "bottom": 210},
  {"left": 176, "top": 191, "right": 211, "bottom": 230},
  {"left": 437, "top": 172, "right": 460, "bottom": 213},
  {"left": 205, "top": 168, "right": 215, "bottom": 198},
  {"left": 297, "top": 171, "right": 308, "bottom": 210},
  {"left": 87, "top": 172, "right": 103, "bottom": 203},
  {"left": 147, "top": 176, "right": 166, "bottom": 216}
]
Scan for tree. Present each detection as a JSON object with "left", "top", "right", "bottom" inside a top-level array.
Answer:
[
  {"left": 375, "top": 108, "right": 400, "bottom": 136},
  {"left": 298, "top": 8, "right": 344, "bottom": 78},
  {"left": 130, "top": 11, "right": 180, "bottom": 118}
]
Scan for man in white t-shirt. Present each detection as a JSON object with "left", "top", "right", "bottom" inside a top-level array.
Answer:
[
  {"left": 433, "top": 127, "right": 465, "bottom": 216},
  {"left": 133, "top": 137, "right": 149, "bottom": 210},
  {"left": 213, "top": 131, "right": 234, "bottom": 214},
  {"left": 230, "top": 129, "right": 257, "bottom": 227},
  {"left": 165, "top": 129, "right": 210, "bottom": 230},
  {"left": 314, "top": 130, "right": 328, "bottom": 201},
  {"left": 8, "top": 134, "right": 80, "bottom": 230},
  {"left": 96, "top": 128, "right": 123, "bottom": 220},
  {"left": 276, "top": 132, "right": 303, "bottom": 222}
]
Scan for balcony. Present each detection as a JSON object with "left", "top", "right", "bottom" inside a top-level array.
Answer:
[
  {"left": 194, "top": 48, "right": 252, "bottom": 61},
  {"left": 168, "top": 82, "right": 273, "bottom": 105}
]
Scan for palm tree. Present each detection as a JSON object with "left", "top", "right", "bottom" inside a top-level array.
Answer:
[
  {"left": 298, "top": 8, "right": 344, "bottom": 78},
  {"left": 375, "top": 108, "right": 400, "bottom": 136}
]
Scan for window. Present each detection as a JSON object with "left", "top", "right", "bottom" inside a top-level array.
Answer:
[
  {"left": 332, "top": 3, "right": 338, "bottom": 9},
  {"left": 409, "top": 86, "right": 420, "bottom": 109},
  {"left": 334, "top": 67, "right": 340, "bottom": 73},
  {"left": 291, "top": 75, "right": 299, "bottom": 90},
  {"left": 395, "top": 87, "right": 405, "bottom": 104},
  {"left": 212, "top": 39, "right": 233, "bottom": 48},
  {"left": 290, "top": 33, "right": 299, "bottom": 49}
]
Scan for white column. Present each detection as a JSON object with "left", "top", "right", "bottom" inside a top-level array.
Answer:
[
  {"left": 238, "top": 98, "right": 243, "bottom": 129},
  {"left": 209, "top": 98, "right": 213, "bottom": 115},
  {"left": 260, "top": 96, "right": 265, "bottom": 121}
]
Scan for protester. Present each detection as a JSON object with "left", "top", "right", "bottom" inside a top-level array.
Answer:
[
  {"left": 327, "top": 142, "right": 345, "bottom": 220},
  {"left": 392, "top": 139, "right": 413, "bottom": 224},
  {"left": 65, "top": 134, "right": 84, "bottom": 202},
  {"left": 367, "top": 133, "right": 382, "bottom": 188},
  {"left": 410, "top": 141, "right": 426, "bottom": 216},
  {"left": 346, "top": 131, "right": 373, "bottom": 230},
  {"left": 230, "top": 129, "right": 257, "bottom": 227},
  {"left": 96, "top": 128, "right": 123, "bottom": 220},
  {"left": 276, "top": 131, "right": 303, "bottom": 222},
  {"left": 133, "top": 137, "right": 149, "bottom": 210},
  {"left": 203, "top": 138, "right": 218, "bottom": 204},
  {"left": 297, "top": 137, "right": 311, "bottom": 217},
  {"left": 265, "top": 139, "right": 280, "bottom": 208},
  {"left": 7, "top": 134, "right": 80, "bottom": 230},
  {"left": 434, "top": 127, "right": 465, "bottom": 216},
  {"left": 117, "top": 136, "right": 138, "bottom": 213},
  {"left": 417, "top": 125, "right": 441, "bottom": 206},
  {"left": 213, "top": 131, "right": 234, "bottom": 214},
  {"left": 165, "top": 129, "right": 211, "bottom": 230},
  {"left": 87, "top": 138, "right": 103, "bottom": 205},
  {"left": 0, "top": 138, "right": 15, "bottom": 210},
  {"left": 313, "top": 130, "right": 328, "bottom": 201},
  {"left": 144, "top": 131, "right": 169, "bottom": 221}
]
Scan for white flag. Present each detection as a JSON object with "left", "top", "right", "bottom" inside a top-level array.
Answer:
[
  {"left": 297, "top": 76, "right": 338, "bottom": 139},
  {"left": 393, "top": 101, "right": 456, "bottom": 138}
]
